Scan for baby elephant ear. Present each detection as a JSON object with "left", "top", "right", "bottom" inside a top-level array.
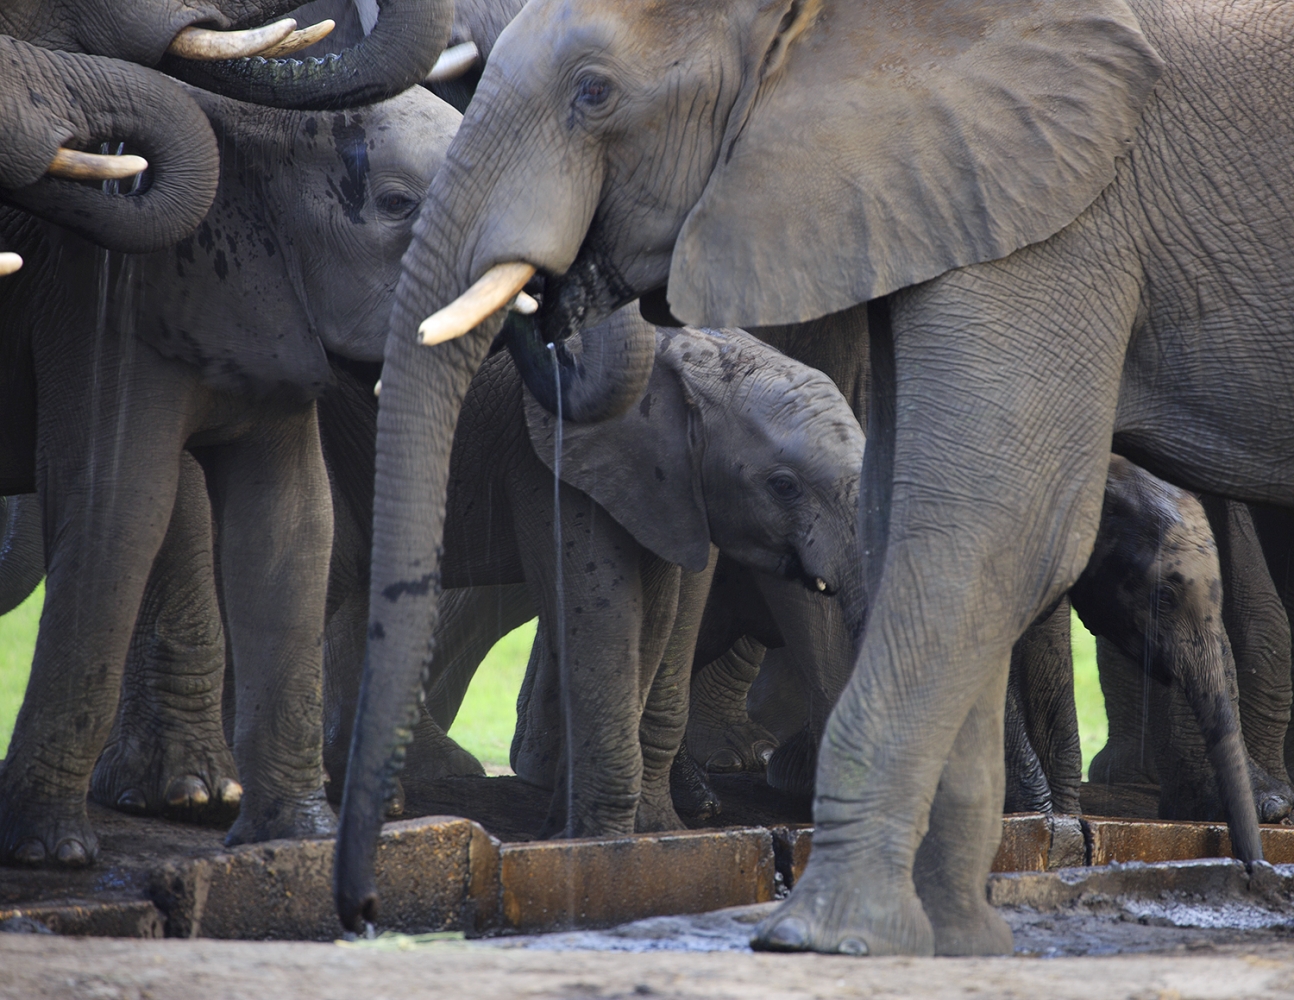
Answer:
[
  {"left": 524, "top": 332, "right": 712, "bottom": 573},
  {"left": 669, "top": 0, "right": 1163, "bottom": 327}
]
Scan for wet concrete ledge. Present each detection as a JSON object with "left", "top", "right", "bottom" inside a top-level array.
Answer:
[{"left": 5, "top": 810, "right": 1294, "bottom": 941}]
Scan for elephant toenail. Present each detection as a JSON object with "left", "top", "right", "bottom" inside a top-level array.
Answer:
[
  {"left": 706, "top": 748, "right": 743, "bottom": 774},
  {"left": 55, "top": 840, "right": 88, "bottom": 867},
  {"left": 166, "top": 776, "right": 209, "bottom": 808},
  {"left": 116, "top": 788, "right": 148, "bottom": 813},
  {"left": 838, "top": 937, "right": 868, "bottom": 956},
  {"left": 217, "top": 779, "right": 243, "bottom": 806},
  {"left": 753, "top": 741, "right": 777, "bottom": 767},
  {"left": 13, "top": 840, "right": 46, "bottom": 865},
  {"left": 759, "top": 917, "right": 810, "bottom": 951}
]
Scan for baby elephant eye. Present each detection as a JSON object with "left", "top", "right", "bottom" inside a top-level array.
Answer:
[
  {"left": 768, "top": 473, "right": 802, "bottom": 501},
  {"left": 374, "top": 191, "right": 420, "bottom": 219},
  {"left": 575, "top": 74, "right": 612, "bottom": 107}
]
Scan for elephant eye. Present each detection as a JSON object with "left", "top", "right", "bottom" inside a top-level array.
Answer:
[
  {"left": 575, "top": 74, "right": 612, "bottom": 108},
  {"left": 374, "top": 191, "right": 420, "bottom": 219},
  {"left": 768, "top": 473, "right": 802, "bottom": 502}
]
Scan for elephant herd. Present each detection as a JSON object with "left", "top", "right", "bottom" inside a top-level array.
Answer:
[{"left": 1, "top": 0, "right": 1292, "bottom": 961}]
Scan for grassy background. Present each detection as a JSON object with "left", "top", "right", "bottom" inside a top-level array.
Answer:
[{"left": 0, "top": 589, "right": 1106, "bottom": 775}]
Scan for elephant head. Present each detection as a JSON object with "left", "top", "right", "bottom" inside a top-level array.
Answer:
[
  {"left": 4, "top": 0, "right": 453, "bottom": 112},
  {"left": 335, "top": 0, "right": 1162, "bottom": 929}
]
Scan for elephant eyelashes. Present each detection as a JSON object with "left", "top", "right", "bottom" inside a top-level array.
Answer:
[
  {"left": 373, "top": 192, "right": 420, "bottom": 219},
  {"left": 767, "top": 473, "right": 802, "bottom": 502}
]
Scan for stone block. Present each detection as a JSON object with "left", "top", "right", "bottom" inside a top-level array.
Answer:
[{"left": 0, "top": 900, "right": 164, "bottom": 938}]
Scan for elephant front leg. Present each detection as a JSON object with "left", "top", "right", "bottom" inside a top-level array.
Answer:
[
  {"left": 201, "top": 406, "right": 335, "bottom": 845},
  {"left": 687, "top": 637, "right": 778, "bottom": 775},
  {"left": 90, "top": 452, "right": 241, "bottom": 824}
]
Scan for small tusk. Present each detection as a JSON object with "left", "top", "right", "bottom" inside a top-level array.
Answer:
[
  {"left": 815, "top": 578, "right": 827, "bottom": 592},
  {"left": 48, "top": 148, "right": 148, "bottom": 181},
  {"left": 512, "top": 291, "right": 539, "bottom": 315},
  {"left": 167, "top": 18, "right": 296, "bottom": 61},
  {"left": 255, "top": 19, "right": 335, "bottom": 58},
  {"left": 425, "top": 41, "right": 480, "bottom": 82},
  {"left": 0, "top": 253, "right": 22, "bottom": 276},
  {"left": 373, "top": 379, "right": 382, "bottom": 397},
  {"left": 419, "top": 262, "right": 537, "bottom": 346}
]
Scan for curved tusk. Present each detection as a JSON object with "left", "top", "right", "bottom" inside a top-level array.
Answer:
[
  {"left": 255, "top": 19, "right": 335, "bottom": 59},
  {"left": 167, "top": 18, "right": 296, "bottom": 61},
  {"left": 425, "top": 41, "right": 480, "bottom": 83},
  {"left": 0, "top": 253, "right": 22, "bottom": 276},
  {"left": 419, "top": 262, "right": 536, "bottom": 347},
  {"left": 373, "top": 379, "right": 381, "bottom": 397},
  {"left": 512, "top": 291, "right": 539, "bottom": 315},
  {"left": 48, "top": 148, "right": 148, "bottom": 181}
]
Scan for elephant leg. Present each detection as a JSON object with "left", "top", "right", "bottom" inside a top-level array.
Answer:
[
  {"left": 1201, "top": 497, "right": 1294, "bottom": 791},
  {"left": 0, "top": 336, "right": 193, "bottom": 867},
  {"left": 914, "top": 674, "right": 1014, "bottom": 956},
  {"left": 1071, "top": 460, "right": 1265, "bottom": 853},
  {"left": 1088, "top": 634, "right": 1160, "bottom": 785},
  {"left": 1003, "top": 669, "right": 1053, "bottom": 815},
  {"left": 1009, "top": 599, "right": 1081, "bottom": 814},
  {"left": 754, "top": 255, "right": 1133, "bottom": 956},
  {"left": 639, "top": 553, "right": 717, "bottom": 832},
  {"left": 1245, "top": 505, "right": 1294, "bottom": 781},
  {"left": 90, "top": 452, "right": 241, "bottom": 823},
  {"left": 198, "top": 406, "right": 335, "bottom": 845},
  {"left": 0, "top": 495, "right": 43, "bottom": 616},
  {"left": 687, "top": 636, "right": 778, "bottom": 775}
]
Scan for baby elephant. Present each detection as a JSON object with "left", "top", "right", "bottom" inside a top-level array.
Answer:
[{"left": 327, "top": 317, "right": 865, "bottom": 838}]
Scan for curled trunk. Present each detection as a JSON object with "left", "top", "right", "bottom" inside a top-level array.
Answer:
[
  {"left": 0, "top": 38, "right": 219, "bottom": 253},
  {"left": 161, "top": 0, "right": 452, "bottom": 111},
  {"left": 0, "top": 495, "right": 42, "bottom": 617}
]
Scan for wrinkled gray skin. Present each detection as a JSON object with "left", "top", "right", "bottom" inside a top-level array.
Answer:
[
  {"left": 338, "top": 0, "right": 1294, "bottom": 955},
  {"left": 0, "top": 86, "right": 459, "bottom": 868},
  {"left": 1086, "top": 493, "right": 1294, "bottom": 823},
  {"left": 324, "top": 320, "right": 864, "bottom": 838}
]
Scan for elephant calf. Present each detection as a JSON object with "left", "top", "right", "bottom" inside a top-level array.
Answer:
[{"left": 325, "top": 316, "right": 865, "bottom": 838}]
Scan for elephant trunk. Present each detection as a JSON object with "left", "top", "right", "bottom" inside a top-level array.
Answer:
[
  {"left": 0, "top": 495, "right": 42, "bottom": 618},
  {"left": 161, "top": 0, "right": 452, "bottom": 111},
  {"left": 0, "top": 40, "right": 219, "bottom": 254},
  {"left": 334, "top": 199, "right": 503, "bottom": 932}
]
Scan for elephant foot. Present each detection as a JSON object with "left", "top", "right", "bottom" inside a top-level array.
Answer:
[
  {"left": 765, "top": 725, "right": 818, "bottom": 798},
  {"left": 635, "top": 797, "right": 685, "bottom": 833},
  {"left": 0, "top": 783, "right": 99, "bottom": 869},
  {"left": 752, "top": 862, "right": 934, "bottom": 956},
  {"left": 688, "top": 719, "right": 778, "bottom": 774},
  {"left": 1087, "top": 739, "right": 1157, "bottom": 786},
  {"left": 1248, "top": 761, "right": 1294, "bottom": 824},
  {"left": 669, "top": 741, "right": 721, "bottom": 822},
  {"left": 926, "top": 899, "right": 1014, "bottom": 957},
  {"left": 223, "top": 788, "right": 336, "bottom": 846},
  {"left": 90, "top": 728, "right": 241, "bottom": 826}
]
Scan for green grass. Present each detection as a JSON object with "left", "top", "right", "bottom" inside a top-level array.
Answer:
[
  {"left": 0, "top": 590, "right": 1108, "bottom": 776},
  {"left": 0, "top": 582, "right": 41, "bottom": 758}
]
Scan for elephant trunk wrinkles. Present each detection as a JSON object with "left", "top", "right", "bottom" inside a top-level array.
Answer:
[
  {"left": 161, "top": 0, "right": 452, "bottom": 111},
  {"left": 334, "top": 211, "right": 502, "bottom": 932},
  {"left": 0, "top": 39, "right": 220, "bottom": 254}
]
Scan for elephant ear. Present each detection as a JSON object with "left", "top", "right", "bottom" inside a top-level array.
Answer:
[
  {"left": 524, "top": 331, "right": 712, "bottom": 573},
  {"left": 668, "top": 0, "right": 1163, "bottom": 326}
]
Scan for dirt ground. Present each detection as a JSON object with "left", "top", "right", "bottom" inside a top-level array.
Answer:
[{"left": 3, "top": 932, "right": 1293, "bottom": 1000}]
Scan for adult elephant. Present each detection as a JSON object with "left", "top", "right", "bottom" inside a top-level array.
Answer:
[
  {"left": 337, "top": 0, "right": 1294, "bottom": 956},
  {"left": 0, "top": 83, "right": 459, "bottom": 867}
]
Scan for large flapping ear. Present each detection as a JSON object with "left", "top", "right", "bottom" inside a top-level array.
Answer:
[
  {"left": 524, "top": 330, "right": 712, "bottom": 573},
  {"left": 669, "top": 0, "right": 1163, "bottom": 327}
]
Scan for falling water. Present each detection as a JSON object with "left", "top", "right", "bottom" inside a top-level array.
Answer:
[{"left": 547, "top": 342, "right": 575, "bottom": 838}]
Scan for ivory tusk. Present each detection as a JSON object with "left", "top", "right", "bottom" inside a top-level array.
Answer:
[
  {"left": 0, "top": 253, "right": 22, "bottom": 276},
  {"left": 167, "top": 18, "right": 296, "bottom": 61},
  {"left": 815, "top": 578, "right": 827, "bottom": 592},
  {"left": 512, "top": 291, "right": 539, "bottom": 315},
  {"left": 48, "top": 148, "right": 148, "bottom": 181},
  {"left": 373, "top": 379, "right": 382, "bottom": 397},
  {"left": 419, "top": 262, "right": 536, "bottom": 347},
  {"left": 425, "top": 42, "right": 480, "bottom": 82},
  {"left": 255, "top": 19, "right": 335, "bottom": 59}
]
